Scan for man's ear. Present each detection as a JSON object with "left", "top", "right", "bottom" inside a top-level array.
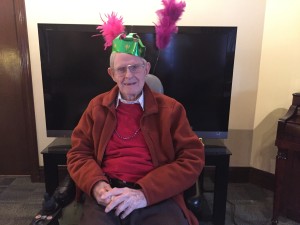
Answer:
[
  {"left": 146, "top": 62, "right": 151, "bottom": 74},
  {"left": 108, "top": 68, "right": 116, "bottom": 82}
]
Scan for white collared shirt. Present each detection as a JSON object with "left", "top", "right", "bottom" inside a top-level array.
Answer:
[{"left": 116, "top": 91, "right": 144, "bottom": 110}]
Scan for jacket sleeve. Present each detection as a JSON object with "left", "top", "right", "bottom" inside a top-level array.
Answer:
[
  {"left": 66, "top": 102, "right": 108, "bottom": 197},
  {"left": 137, "top": 100, "right": 205, "bottom": 205}
]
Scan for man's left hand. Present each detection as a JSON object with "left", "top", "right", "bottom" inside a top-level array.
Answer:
[{"left": 102, "top": 187, "right": 147, "bottom": 219}]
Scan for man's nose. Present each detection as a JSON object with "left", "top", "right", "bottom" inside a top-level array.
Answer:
[{"left": 124, "top": 67, "right": 134, "bottom": 78}]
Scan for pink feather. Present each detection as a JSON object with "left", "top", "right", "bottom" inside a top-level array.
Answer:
[
  {"left": 95, "top": 12, "right": 125, "bottom": 50},
  {"left": 155, "top": 0, "right": 186, "bottom": 49}
]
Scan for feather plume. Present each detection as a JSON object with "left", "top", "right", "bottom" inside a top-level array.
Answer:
[
  {"left": 95, "top": 12, "right": 125, "bottom": 50},
  {"left": 155, "top": 0, "right": 186, "bottom": 49}
]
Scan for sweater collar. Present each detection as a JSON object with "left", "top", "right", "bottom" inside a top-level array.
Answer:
[
  {"left": 102, "top": 84, "right": 158, "bottom": 115},
  {"left": 116, "top": 91, "right": 144, "bottom": 110}
]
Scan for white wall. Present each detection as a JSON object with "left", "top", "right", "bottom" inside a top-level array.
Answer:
[
  {"left": 25, "top": 0, "right": 268, "bottom": 168},
  {"left": 251, "top": 0, "right": 300, "bottom": 173}
]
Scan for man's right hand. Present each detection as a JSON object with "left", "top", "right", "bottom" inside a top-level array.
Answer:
[{"left": 92, "top": 181, "right": 112, "bottom": 206}]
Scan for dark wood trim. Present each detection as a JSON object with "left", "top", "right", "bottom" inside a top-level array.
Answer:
[
  {"left": 14, "top": 0, "right": 40, "bottom": 182},
  {"left": 228, "top": 167, "right": 250, "bottom": 183},
  {"left": 38, "top": 167, "right": 44, "bottom": 181},
  {"left": 229, "top": 167, "right": 275, "bottom": 191},
  {"left": 38, "top": 165, "right": 68, "bottom": 183},
  {"left": 203, "top": 166, "right": 251, "bottom": 183},
  {"left": 202, "top": 166, "right": 274, "bottom": 191},
  {"left": 249, "top": 167, "right": 275, "bottom": 191}
]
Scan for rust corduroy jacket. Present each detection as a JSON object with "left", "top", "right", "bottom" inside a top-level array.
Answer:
[{"left": 67, "top": 84, "right": 205, "bottom": 225}]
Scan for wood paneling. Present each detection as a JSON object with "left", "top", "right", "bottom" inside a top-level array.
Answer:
[{"left": 0, "top": 0, "right": 39, "bottom": 180}]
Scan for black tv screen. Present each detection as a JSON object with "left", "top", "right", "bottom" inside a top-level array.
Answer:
[{"left": 38, "top": 23, "right": 237, "bottom": 139}]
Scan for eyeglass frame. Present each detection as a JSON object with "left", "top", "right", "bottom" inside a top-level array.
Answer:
[{"left": 112, "top": 63, "right": 146, "bottom": 77}]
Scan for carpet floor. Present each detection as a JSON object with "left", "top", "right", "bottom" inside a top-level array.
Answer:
[
  {"left": 0, "top": 176, "right": 45, "bottom": 225},
  {"left": 0, "top": 175, "right": 299, "bottom": 225}
]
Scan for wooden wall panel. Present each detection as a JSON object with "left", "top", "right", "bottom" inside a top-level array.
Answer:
[{"left": 0, "top": 0, "right": 39, "bottom": 181}]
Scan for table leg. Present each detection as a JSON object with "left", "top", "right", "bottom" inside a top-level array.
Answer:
[
  {"left": 212, "top": 155, "right": 230, "bottom": 225},
  {"left": 43, "top": 154, "right": 59, "bottom": 196}
]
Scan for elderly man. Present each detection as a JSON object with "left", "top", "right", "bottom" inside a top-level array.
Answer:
[{"left": 67, "top": 33, "right": 205, "bottom": 225}]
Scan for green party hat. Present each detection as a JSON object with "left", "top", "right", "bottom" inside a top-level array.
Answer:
[{"left": 112, "top": 33, "right": 146, "bottom": 58}]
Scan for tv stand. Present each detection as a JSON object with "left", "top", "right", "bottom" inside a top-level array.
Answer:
[
  {"left": 41, "top": 141, "right": 231, "bottom": 225},
  {"left": 48, "top": 145, "right": 71, "bottom": 152}
]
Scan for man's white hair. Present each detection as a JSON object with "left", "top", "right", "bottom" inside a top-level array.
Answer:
[{"left": 109, "top": 52, "right": 147, "bottom": 68}]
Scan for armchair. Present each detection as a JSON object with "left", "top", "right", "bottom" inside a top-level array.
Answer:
[{"left": 30, "top": 74, "right": 203, "bottom": 225}]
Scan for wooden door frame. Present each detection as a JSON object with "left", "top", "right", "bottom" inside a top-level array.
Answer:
[{"left": 14, "top": 0, "right": 40, "bottom": 181}]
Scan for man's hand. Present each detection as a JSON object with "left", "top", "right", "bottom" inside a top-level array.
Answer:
[
  {"left": 92, "top": 181, "right": 112, "bottom": 206},
  {"left": 102, "top": 187, "right": 147, "bottom": 219}
]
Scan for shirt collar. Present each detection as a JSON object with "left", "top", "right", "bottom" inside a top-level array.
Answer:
[{"left": 116, "top": 91, "right": 144, "bottom": 110}]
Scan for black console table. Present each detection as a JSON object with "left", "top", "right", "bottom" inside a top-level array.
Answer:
[{"left": 41, "top": 141, "right": 231, "bottom": 225}]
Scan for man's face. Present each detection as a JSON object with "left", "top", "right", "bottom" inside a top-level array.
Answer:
[{"left": 108, "top": 53, "right": 150, "bottom": 101}]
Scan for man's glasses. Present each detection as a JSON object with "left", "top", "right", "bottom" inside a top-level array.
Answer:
[{"left": 113, "top": 64, "right": 145, "bottom": 77}]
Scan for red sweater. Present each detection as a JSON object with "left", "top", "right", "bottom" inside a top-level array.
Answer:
[{"left": 102, "top": 102, "right": 154, "bottom": 182}]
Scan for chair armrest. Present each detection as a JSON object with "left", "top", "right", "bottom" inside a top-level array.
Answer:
[
  {"left": 184, "top": 179, "right": 202, "bottom": 217},
  {"left": 52, "top": 174, "right": 76, "bottom": 208},
  {"left": 29, "top": 174, "right": 76, "bottom": 225}
]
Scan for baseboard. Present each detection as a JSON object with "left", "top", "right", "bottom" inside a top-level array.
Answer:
[
  {"left": 38, "top": 166, "right": 275, "bottom": 191},
  {"left": 38, "top": 165, "right": 68, "bottom": 184},
  {"left": 229, "top": 167, "right": 275, "bottom": 191},
  {"left": 248, "top": 167, "right": 275, "bottom": 191},
  {"left": 38, "top": 167, "right": 43, "bottom": 181},
  {"left": 200, "top": 166, "right": 275, "bottom": 191}
]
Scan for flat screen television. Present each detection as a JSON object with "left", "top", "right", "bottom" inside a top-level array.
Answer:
[{"left": 38, "top": 23, "right": 237, "bottom": 139}]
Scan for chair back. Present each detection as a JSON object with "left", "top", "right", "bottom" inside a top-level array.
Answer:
[{"left": 145, "top": 74, "right": 164, "bottom": 94}]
